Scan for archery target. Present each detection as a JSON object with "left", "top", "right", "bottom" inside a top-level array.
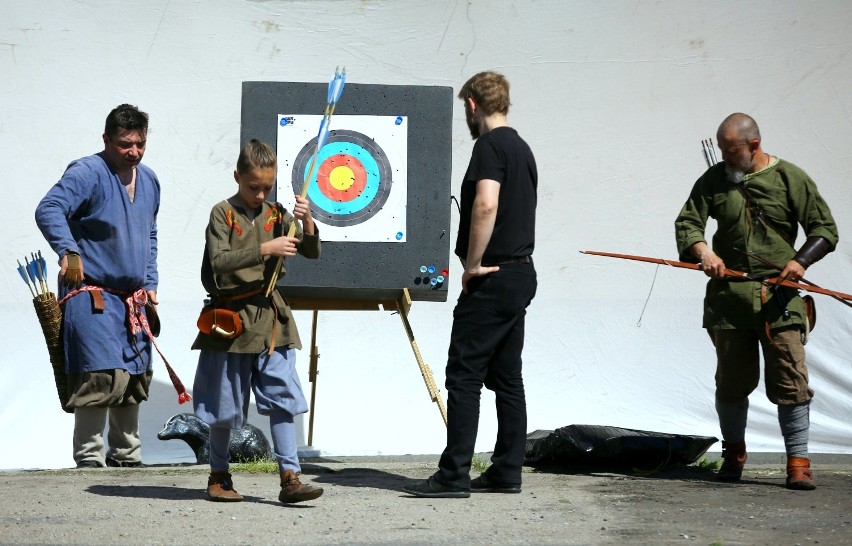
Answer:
[
  {"left": 277, "top": 115, "right": 407, "bottom": 242},
  {"left": 292, "top": 130, "right": 391, "bottom": 227}
]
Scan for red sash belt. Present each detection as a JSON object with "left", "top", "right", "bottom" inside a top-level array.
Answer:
[{"left": 60, "top": 285, "right": 191, "bottom": 404}]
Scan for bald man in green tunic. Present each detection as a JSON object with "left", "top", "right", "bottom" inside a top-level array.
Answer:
[{"left": 675, "top": 113, "right": 838, "bottom": 491}]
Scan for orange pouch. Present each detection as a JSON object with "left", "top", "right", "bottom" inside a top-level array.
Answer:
[{"left": 197, "top": 307, "right": 243, "bottom": 340}]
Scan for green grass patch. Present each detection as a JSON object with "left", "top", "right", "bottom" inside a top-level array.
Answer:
[
  {"left": 472, "top": 454, "right": 490, "bottom": 473},
  {"left": 697, "top": 457, "right": 721, "bottom": 471},
  {"left": 231, "top": 457, "right": 278, "bottom": 473}
]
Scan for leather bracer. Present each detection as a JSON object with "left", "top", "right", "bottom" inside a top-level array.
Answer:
[{"left": 793, "top": 236, "right": 833, "bottom": 269}]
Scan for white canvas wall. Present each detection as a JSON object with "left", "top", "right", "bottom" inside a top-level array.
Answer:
[{"left": 2, "top": 0, "right": 851, "bottom": 470}]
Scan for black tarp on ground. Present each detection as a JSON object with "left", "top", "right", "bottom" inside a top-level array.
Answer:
[{"left": 525, "top": 425, "right": 718, "bottom": 470}]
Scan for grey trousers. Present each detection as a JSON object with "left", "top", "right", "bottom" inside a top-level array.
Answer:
[{"left": 73, "top": 405, "right": 141, "bottom": 466}]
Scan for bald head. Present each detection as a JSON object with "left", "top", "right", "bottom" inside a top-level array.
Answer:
[
  {"left": 716, "top": 113, "right": 769, "bottom": 180},
  {"left": 717, "top": 113, "right": 761, "bottom": 144}
]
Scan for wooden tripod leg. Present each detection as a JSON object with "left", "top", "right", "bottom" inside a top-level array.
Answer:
[
  {"left": 396, "top": 288, "right": 448, "bottom": 425},
  {"left": 307, "top": 309, "right": 320, "bottom": 446}
]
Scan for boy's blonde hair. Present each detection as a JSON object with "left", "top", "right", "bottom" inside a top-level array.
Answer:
[{"left": 237, "top": 139, "right": 277, "bottom": 174}]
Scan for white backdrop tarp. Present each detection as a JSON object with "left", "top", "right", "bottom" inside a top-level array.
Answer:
[{"left": 2, "top": 0, "right": 851, "bottom": 470}]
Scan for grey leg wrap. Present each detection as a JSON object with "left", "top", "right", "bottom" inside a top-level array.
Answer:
[
  {"left": 106, "top": 404, "right": 141, "bottom": 464},
  {"left": 778, "top": 402, "right": 810, "bottom": 459},
  {"left": 73, "top": 406, "right": 108, "bottom": 466},
  {"left": 209, "top": 426, "right": 232, "bottom": 472},
  {"left": 715, "top": 396, "right": 748, "bottom": 443}
]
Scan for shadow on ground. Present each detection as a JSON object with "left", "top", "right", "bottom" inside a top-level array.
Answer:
[{"left": 304, "top": 464, "right": 412, "bottom": 493}]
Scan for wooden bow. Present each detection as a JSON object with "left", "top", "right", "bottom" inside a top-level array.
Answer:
[{"left": 580, "top": 250, "right": 852, "bottom": 302}]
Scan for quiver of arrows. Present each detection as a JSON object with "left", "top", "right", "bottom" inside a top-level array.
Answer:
[{"left": 32, "top": 292, "right": 72, "bottom": 413}]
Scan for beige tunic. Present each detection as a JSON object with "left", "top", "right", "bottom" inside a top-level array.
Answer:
[{"left": 191, "top": 199, "right": 320, "bottom": 353}]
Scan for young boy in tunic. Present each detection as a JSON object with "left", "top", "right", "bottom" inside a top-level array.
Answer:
[{"left": 191, "top": 139, "right": 323, "bottom": 504}]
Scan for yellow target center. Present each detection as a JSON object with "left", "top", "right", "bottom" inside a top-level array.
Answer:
[{"left": 329, "top": 166, "right": 355, "bottom": 191}]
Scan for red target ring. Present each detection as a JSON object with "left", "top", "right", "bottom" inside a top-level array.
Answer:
[{"left": 316, "top": 154, "right": 367, "bottom": 203}]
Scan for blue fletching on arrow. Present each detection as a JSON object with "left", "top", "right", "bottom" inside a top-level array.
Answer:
[
  {"left": 17, "top": 260, "right": 30, "bottom": 285},
  {"left": 30, "top": 253, "right": 43, "bottom": 283},
  {"left": 316, "top": 119, "right": 330, "bottom": 150},
  {"left": 327, "top": 69, "right": 337, "bottom": 104},
  {"left": 335, "top": 66, "right": 346, "bottom": 102},
  {"left": 17, "top": 258, "right": 37, "bottom": 297},
  {"left": 37, "top": 253, "right": 48, "bottom": 279},
  {"left": 25, "top": 258, "right": 38, "bottom": 285},
  {"left": 331, "top": 70, "right": 346, "bottom": 104}
]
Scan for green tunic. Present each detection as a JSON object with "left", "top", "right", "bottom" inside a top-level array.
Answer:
[
  {"left": 191, "top": 199, "right": 320, "bottom": 353},
  {"left": 675, "top": 158, "right": 838, "bottom": 330}
]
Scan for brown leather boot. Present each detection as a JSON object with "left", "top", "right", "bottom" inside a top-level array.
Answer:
[
  {"left": 279, "top": 470, "right": 323, "bottom": 504},
  {"left": 786, "top": 457, "right": 816, "bottom": 490},
  {"left": 207, "top": 471, "right": 243, "bottom": 502},
  {"left": 717, "top": 440, "right": 747, "bottom": 481}
]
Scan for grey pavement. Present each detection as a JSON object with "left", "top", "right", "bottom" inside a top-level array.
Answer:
[{"left": 2, "top": 453, "right": 852, "bottom": 545}]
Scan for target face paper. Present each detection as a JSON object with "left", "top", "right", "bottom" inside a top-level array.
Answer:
[{"left": 277, "top": 115, "right": 408, "bottom": 242}]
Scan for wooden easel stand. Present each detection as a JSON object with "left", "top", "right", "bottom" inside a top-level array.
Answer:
[{"left": 289, "top": 288, "right": 448, "bottom": 446}]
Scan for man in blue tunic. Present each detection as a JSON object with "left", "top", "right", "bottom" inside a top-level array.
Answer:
[{"left": 36, "top": 104, "right": 160, "bottom": 468}]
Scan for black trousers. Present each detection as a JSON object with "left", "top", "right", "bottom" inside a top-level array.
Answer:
[{"left": 435, "top": 262, "right": 537, "bottom": 488}]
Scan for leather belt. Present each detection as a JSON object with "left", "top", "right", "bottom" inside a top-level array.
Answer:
[{"left": 216, "top": 286, "right": 266, "bottom": 303}]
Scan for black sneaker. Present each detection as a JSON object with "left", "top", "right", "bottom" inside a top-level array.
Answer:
[
  {"left": 75, "top": 460, "right": 104, "bottom": 469},
  {"left": 106, "top": 458, "right": 144, "bottom": 468},
  {"left": 470, "top": 475, "right": 521, "bottom": 494},
  {"left": 403, "top": 476, "right": 470, "bottom": 498}
]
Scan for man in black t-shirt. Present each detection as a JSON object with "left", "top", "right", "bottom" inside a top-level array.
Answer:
[{"left": 405, "top": 71, "right": 538, "bottom": 498}]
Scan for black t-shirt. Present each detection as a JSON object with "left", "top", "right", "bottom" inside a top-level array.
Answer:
[{"left": 455, "top": 126, "right": 537, "bottom": 261}]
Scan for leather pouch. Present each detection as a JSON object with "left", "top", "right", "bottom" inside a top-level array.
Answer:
[
  {"left": 803, "top": 295, "right": 816, "bottom": 332},
  {"left": 197, "top": 306, "right": 243, "bottom": 340}
]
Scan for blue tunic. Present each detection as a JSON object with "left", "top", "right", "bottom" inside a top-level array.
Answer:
[{"left": 35, "top": 153, "right": 160, "bottom": 374}]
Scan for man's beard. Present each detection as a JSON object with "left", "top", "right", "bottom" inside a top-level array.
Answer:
[
  {"left": 466, "top": 116, "right": 480, "bottom": 139},
  {"left": 725, "top": 164, "right": 746, "bottom": 184},
  {"left": 725, "top": 156, "right": 752, "bottom": 184}
]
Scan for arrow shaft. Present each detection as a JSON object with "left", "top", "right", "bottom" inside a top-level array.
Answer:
[{"left": 266, "top": 67, "right": 346, "bottom": 297}]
